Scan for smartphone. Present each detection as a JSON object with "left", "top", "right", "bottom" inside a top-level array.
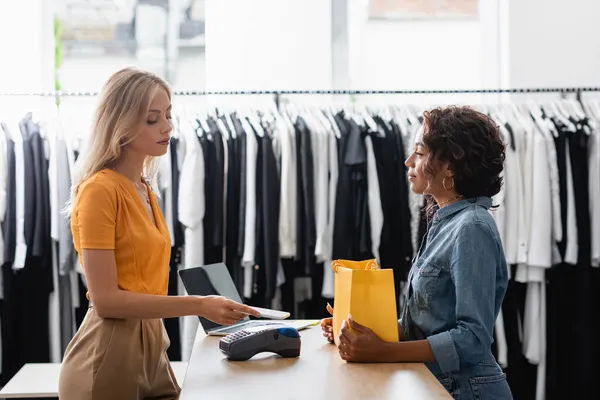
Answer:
[{"left": 245, "top": 306, "right": 291, "bottom": 320}]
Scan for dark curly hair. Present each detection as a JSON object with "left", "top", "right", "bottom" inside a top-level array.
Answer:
[{"left": 421, "top": 106, "right": 506, "bottom": 205}]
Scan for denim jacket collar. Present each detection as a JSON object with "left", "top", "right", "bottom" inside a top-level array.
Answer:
[{"left": 434, "top": 196, "right": 492, "bottom": 221}]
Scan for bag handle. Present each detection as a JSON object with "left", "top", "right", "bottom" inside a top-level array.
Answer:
[{"left": 331, "top": 259, "right": 379, "bottom": 273}]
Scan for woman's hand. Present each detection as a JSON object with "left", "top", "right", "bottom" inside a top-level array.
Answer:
[
  {"left": 198, "top": 295, "right": 260, "bottom": 325},
  {"left": 320, "top": 303, "right": 335, "bottom": 343},
  {"left": 338, "top": 315, "right": 389, "bottom": 362}
]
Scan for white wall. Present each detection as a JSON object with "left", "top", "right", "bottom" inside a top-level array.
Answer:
[
  {"left": 349, "top": 22, "right": 481, "bottom": 91},
  {"left": 345, "top": 0, "right": 483, "bottom": 105},
  {"left": 506, "top": 0, "right": 600, "bottom": 88},
  {"left": 0, "top": 0, "right": 55, "bottom": 125},
  {"left": 0, "top": 0, "right": 54, "bottom": 94},
  {"left": 204, "top": 0, "right": 332, "bottom": 91}
]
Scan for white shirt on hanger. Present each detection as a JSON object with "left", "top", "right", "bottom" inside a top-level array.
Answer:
[
  {"left": 277, "top": 113, "right": 297, "bottom": 258},
  {"left": 0, "top": 123, "right": 7, "bottom": 270},
  {"left": 158, "top": 145, "right": 174, "bottom": 245},
  {"left": 364, "top": 135, "right": 383, "bottom": 262},
  {"left": 564, "top": 140, "right": 578, "bottom": 265},
  {"left": 241, "top": 116, "right": 258, "bottom": 298},
  {"left": 588, "top": 121, "right": 600, "bottom": 267},
  {"left": 526, "top": 122, "right": 554, "bottom": 270},
  {"left": 177, "top": 122, "right": 205, "bottom": 362},
  {"left": 322, "top": 128, "right": 338, "bottom": 299},
  {"left": 311, "top": 115, "right": 330, "bottom": 263},
  {"left": 12, "top": 121, "right": 26, "bottom": 270}
]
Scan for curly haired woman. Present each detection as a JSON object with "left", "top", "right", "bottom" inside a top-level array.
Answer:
[{"left": 322, "top": 106, "right": 513, "bottom": 399}]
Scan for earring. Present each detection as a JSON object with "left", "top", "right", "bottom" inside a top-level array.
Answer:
[{"left": 442, "top": 176, "right": 455, "bottom": 191}]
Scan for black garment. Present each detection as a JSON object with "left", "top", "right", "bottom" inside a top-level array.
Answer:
[
  {"left": 207, "top": 118, "right": 226, "bottom": 254},
  {"left": 370, "top": 117, "right": 413, "bottom": 281},
  {"left": 331, "top": 113, "right": 373, "bottom": 262},
  {"left": 390, "top": 120, "right": 413, "bottom": 274},
  {"left": 0, "top": 117, "right": 53, "bottom": 386},
  {"left": 246, "top": 129, "right": 267, "bottom": 306},
  {"left": 71, "top": 150, "right": 90, "bottom": 331},
  {"left": 496, "top": 266, "right": 538, "bottom": 400},
  {"left": 222, "top": 116, "right": 244, "bottom": 291},
  {"left": 1, "top": 124, "right": 16, "bottom": 266},
  {"left": 74, "top": 274, "right": 89, "bottom": 330},
  {"left": 169, "top": 138, "right": 184, "bottom": 251},
  {"left": 544, "top": 118, "right": 572, "bottom": 400},
  {"left": 233, "top": 114, "right": 247, "bottom": 261},
  {"left": 1, "top": 263, "right": 52, "bottom": 386},
  {"left": 253, "top": 131, "right": 281, "bottom": 303},
  {"left": 568, "top": 120, "right": 594, "bottom": 396},
  {"left": 164, "top": 253, "right": 181, "bottom": 361},
  {"left": 294, "top": 117, "right": 317, "bottom": 276},
  {"left": 544, "top": 118, "right": 596, "bottom": 399},
  {"left": 200, "top": 121, "right": 225, "bottom": 264},
  {"left": 163, "top": 137, "right": 183, "bottom": 362}
]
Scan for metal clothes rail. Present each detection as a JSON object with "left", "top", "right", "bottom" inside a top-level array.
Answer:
[
  {"left": 0, "top": 87, "right": 596, "bottom": 110},
  {"left": 0, "top": 87, "right": 599, "bottom": 97}
]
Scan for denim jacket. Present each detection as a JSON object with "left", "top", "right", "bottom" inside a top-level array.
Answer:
[{"left": 400, "top": 197, "right": 513, "bottom": 399}]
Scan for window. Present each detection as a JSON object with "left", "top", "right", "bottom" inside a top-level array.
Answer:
[
  {"left": 369, "top": 0, "right": 479, "bottom": 20},
  {"left": 54, "top": 0, "right": 206, "bottom": 92}
]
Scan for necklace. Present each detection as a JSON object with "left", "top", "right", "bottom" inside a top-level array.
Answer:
[
  {"left": 438, "top": 194, "right": 463, "bottom": 207},
  {"left": 135, "top": 182, "right": 151, "bottom": 204}
]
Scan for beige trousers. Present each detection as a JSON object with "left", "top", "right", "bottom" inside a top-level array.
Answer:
[{"left": 58, "top": 307, "right": 181, "bottom": 400}]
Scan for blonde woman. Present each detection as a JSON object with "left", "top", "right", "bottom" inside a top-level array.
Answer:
[{"left": 58, "top": 67, "right": 259, "bottom": 399}]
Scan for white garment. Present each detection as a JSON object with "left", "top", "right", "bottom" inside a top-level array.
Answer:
[
  {"left": 158, "top": 147, "right": 174, "bottom": 245},
  {"left": 313, "top": 120, "right": 330, "bottom": 263},
  {"left": 46, "top": 128, "right": 61, "bottom": 363},
  {"left": 322, "top": 131, "right": 339, "bottom": 298},
  {"left": 541, "top": 118, "right": 563, "bottom": 246},
  {"left": 564, "top": 141, "right": 578, "bottom": 265},
  {"left": 277, "top": 114, "right": 297, "bottom": 258},
  {"left": 515, "top": 119, "right": 535, "bottom": 283},
  {"left": 13, "top": 122, "right": 27, "bottom": 270},
  {"left": 364, "top": 136, "right": 383, "bottom": 262},
  {"left": 588, "top": 125, "right": 600, "bottom": 267},
  {"left": 526, "top": 126, "right": 553, "bottom": 269},
  {"left": 494, "top": 311, "right": 508, "bottom": 368},
  {"left": 242, "top": 117, "right": 259, "bottom": 298},
  {"left": 0, "top": 124, "right": 7, "bottom": 272},
  {"left": 520, "top": 280, "right": 547, "bottom": 400},
  {"left": 492, "top": 125, "right": 508, "bottom": 258},
  {"left": 48, "top": 132, "right": 59, "bottom": 241},
  {"left": 523, "top": 279, "right": 544, "bottom": 364},
  {"left": 177, "top": 123, "right": 205, "bottom": 362},
  {"left": 500, "top": 127, "right": 527, "bottom": 266},
  {"left": 49, "top": 240, "right": 61, "bottom": 363},
  {"left": 535, "top": 283, "right": 547, "bottom": 400}
]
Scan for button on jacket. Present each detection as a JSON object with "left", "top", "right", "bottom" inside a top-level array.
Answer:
[{"left": 401, "top": 197, "right": 513, "bottom": 399}]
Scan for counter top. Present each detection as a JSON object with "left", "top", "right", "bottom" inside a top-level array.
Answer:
[{"left": 179, "top": 321, "right": 451, "bottom": 399}]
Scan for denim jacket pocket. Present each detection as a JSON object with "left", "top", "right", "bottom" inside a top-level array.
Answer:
[
  {"left": 469, "top": 372, "right": 512, "bottom": 400},
  {"left": 414, "top": 262, "right": 443, "bottom": 310}
]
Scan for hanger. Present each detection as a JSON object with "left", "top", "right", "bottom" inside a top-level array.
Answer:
[
  {"left": 216, "top": 117, "right": 230, "bottom": 140},
  {"left": 360, "top": 105, "right": 381, "bottom": 135},
  {"left": 323, "top": 109, "right": 341, "bottom": 139},
  {"left": 224, "top": 112, "right": 237, "bottom": 139},
  {"left": 568, "top": 98, "right": 587, "bottom": 120},
  {"left": 196, "top": 113, "right": 210, "bottom": 137},
  {"left": 246, "top": 110, "right": 265, "bottom": 137}
]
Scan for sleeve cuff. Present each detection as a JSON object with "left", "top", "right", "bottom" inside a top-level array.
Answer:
[{"left": 427, "top": 331, "right": 460, "bottom": 373}]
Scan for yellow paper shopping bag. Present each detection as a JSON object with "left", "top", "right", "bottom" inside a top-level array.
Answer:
[{"left": 332, "top": 259, "right": 399, "bottom": 346}]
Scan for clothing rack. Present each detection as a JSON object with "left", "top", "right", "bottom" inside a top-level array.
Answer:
[
  {"left": 1, "top": 87, "right": 596, "bottom": 112},
  {"left": 0, "top": 87, "right": 599, "bottom": 96}
]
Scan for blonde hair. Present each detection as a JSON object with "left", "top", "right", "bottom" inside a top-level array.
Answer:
[{"left": 64, "top": 67, "right": 171, "bottom": 217}]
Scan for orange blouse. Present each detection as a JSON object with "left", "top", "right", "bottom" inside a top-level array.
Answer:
[{"left": 71, "top": 169, "right": 171, "bottom": 296}]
